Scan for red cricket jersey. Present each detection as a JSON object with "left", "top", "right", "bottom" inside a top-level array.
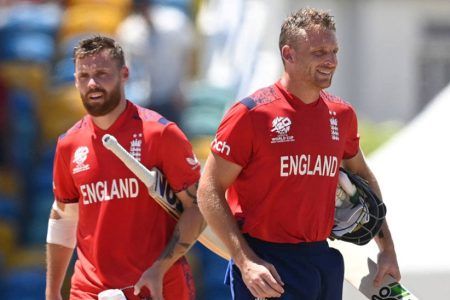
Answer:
[
  {"left": 211, "top": 82, "right": 359, "bottom": 243},
  {"left": 53, "top": 101, "right": 199, "bottom": 299}
]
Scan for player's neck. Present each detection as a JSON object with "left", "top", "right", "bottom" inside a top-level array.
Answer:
[
  {"left": 91, "top": 99, "right": 127, "bottom": 130},
  {"left": 280, "top": 74, "right": 321, "bottom": 104}
]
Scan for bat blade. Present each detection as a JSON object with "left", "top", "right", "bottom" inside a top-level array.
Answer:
[
  {"left": 356, "top": 258, "right": 418, "bottom": 300},
  {"left": 344, "top": 255, "right": 418, "bottom": 300},
  {"left": 331, "top": 240, "right": 419, "bottom": 300},
  {"left": 102, "top": 134, "right": 230, "bottom": 260}
]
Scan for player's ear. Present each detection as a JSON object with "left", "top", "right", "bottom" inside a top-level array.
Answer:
[
  {"left": 281, "top": 45, "right": 294, "bottom": 63},
  {"left": 121, "top": 65, "right": 129, "bottom": 81}
]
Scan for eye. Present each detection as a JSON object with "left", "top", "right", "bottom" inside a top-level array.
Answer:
[
  {"left": 312, "top": 50, "right": 325, "bottom": 57},
  {"left": 76, "top": 73, "right": 89, "bottom": 80},
  {"left": 97, "top": 69, "right": 113, "bottom": 79}
]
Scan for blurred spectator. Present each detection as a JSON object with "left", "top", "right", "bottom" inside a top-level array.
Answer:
[{"left": 116, "top": 0, "right": 195, "bottom": 124}]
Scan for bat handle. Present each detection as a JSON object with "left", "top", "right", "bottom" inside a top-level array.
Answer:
[{"left": 102, "top": 134, "right": 111, "bottom": 144}]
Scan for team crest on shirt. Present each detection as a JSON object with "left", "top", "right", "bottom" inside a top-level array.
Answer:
[
  {"left": 329, "top": 111, "right": 340, "bottom": 141},
  {"left": 72, "top": 146, "right": 90, "bottom": 174},
  {"left": 130, "top": 133, "right": 143, "bottom": 161},
  {"left": 270, "top": 116, "right": 295, "bottom": 144}
]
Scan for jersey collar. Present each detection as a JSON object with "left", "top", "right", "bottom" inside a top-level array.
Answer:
[
  {"left": 274, "top": 80, "right": 323, "bottom": 109},
  {"left": 87, "top": 100, "right": 136, "bottom": 134}
]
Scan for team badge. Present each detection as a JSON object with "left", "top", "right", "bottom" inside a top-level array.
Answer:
[
  {"left": 271, "top": 116, "right": 295, "bottom": 144},
  {"left": 73, "top": 146, "right": 90, "bottom": 174},
  {"left": 329, "top": 111, "right": 340, "bottom": 141},
  {"left": 130, "top": 133, "right": 143, "bottom": 161}
]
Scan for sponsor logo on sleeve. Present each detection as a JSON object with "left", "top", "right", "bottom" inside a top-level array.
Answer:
[
  {"left": 211, "top": 137, "right": 231, "bottom": 156},
  {"left": 186, "top": 154, "right": 200, "bottom": 169}
]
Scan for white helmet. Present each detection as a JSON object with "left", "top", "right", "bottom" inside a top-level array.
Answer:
[{"left": 331, "top": 168, "right": 386, "bottom": 245}]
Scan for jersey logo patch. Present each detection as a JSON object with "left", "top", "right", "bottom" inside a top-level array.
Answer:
[
  {"left": 186, "top": 155, "right": 200, "bottom": 169},
  {"left": 73, "top": 146, "right": 90, "bottom": 174},
  {"left": 130, "top": 133, "right": 143, "bottom": 161},
  {"left": 329, "top": 111, "right": 340, "bottom": 141},
  {"left": 271, "top": 117, "right": 295, "bottom": 144}
]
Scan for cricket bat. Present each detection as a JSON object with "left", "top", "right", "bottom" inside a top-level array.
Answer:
[
  {"left": 102, "top": 134, "right": 230, "bottom": 261},
  {"left": 330, "top": 239, "right": 419, "bottom": 300}
]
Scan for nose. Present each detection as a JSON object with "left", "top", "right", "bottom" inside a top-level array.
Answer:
[
  {"left": 87, "top": 77, "right": 98, "bottom": 88},
  {"left": 326, "top": 53, "right": 338, "bottom": 67}
]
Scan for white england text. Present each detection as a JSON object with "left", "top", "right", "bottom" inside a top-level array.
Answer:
[
  {"left": 280, "top": 155, "right": 338, "bottom": 177},
  {"left": 80, "top": 178, "right": 139, "bottom": 204}
]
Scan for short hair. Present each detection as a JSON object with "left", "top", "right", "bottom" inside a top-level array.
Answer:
[
  {"left": 73, "top": 35, "right": 125, "bottom": 67},
  {"left": 279, "top": 7, "right": 336, "bottom": 51}
]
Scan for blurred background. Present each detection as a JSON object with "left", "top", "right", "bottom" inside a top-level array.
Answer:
[{"left": 0, "top": 0, "right": 449, "bottom": 299}]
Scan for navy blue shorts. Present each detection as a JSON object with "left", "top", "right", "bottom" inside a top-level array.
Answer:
[{"left": 225, "top": 235, "right": 344, "bottom": 300}]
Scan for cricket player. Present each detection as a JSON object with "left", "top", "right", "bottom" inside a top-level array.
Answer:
[
  {"left": 197, "top": 8, "right": 401, "bottom": 300},
  {"left": 45, "top": 35, "right": 204, "bottom": 300}
]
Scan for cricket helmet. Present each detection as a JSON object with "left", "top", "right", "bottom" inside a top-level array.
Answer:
[{"left": 330, "top": 168, "right": 387, "bottom": 245}]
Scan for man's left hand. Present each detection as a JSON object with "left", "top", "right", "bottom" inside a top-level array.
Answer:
[{"left": 374, "top": 249, "right": 401, "bottom": 287}]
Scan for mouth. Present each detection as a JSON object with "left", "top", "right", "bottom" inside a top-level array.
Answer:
[
  {"left": 87, "top": 91, "right": 105, "bottom": 100},
  {"left": 317, "top": 69, "right": 333, "bottom": 76}
]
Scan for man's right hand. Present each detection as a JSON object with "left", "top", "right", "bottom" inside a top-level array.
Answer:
[{"left": 239, "top": 256, "right": 285, "bottom": 299}]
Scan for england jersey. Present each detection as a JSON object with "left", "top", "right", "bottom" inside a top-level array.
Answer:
[
  {"left": 211, "top": 82, "right": 359, "bottom": 243},
  {"left": 53, "top": 101, "right": 199, "bottom": 299}
]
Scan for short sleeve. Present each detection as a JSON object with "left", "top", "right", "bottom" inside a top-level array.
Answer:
[
  {"left": 343, "top": 107, "right": 360, "bottom": 159},
  {"left": 211, "top": 103, "right": 253, "bottom": 167},
  {"left": 158, "top": 124, "right": 201, "bottom": 192},
  {"left": 53, "top": 138, "right": 79, "bottom": 203}
]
